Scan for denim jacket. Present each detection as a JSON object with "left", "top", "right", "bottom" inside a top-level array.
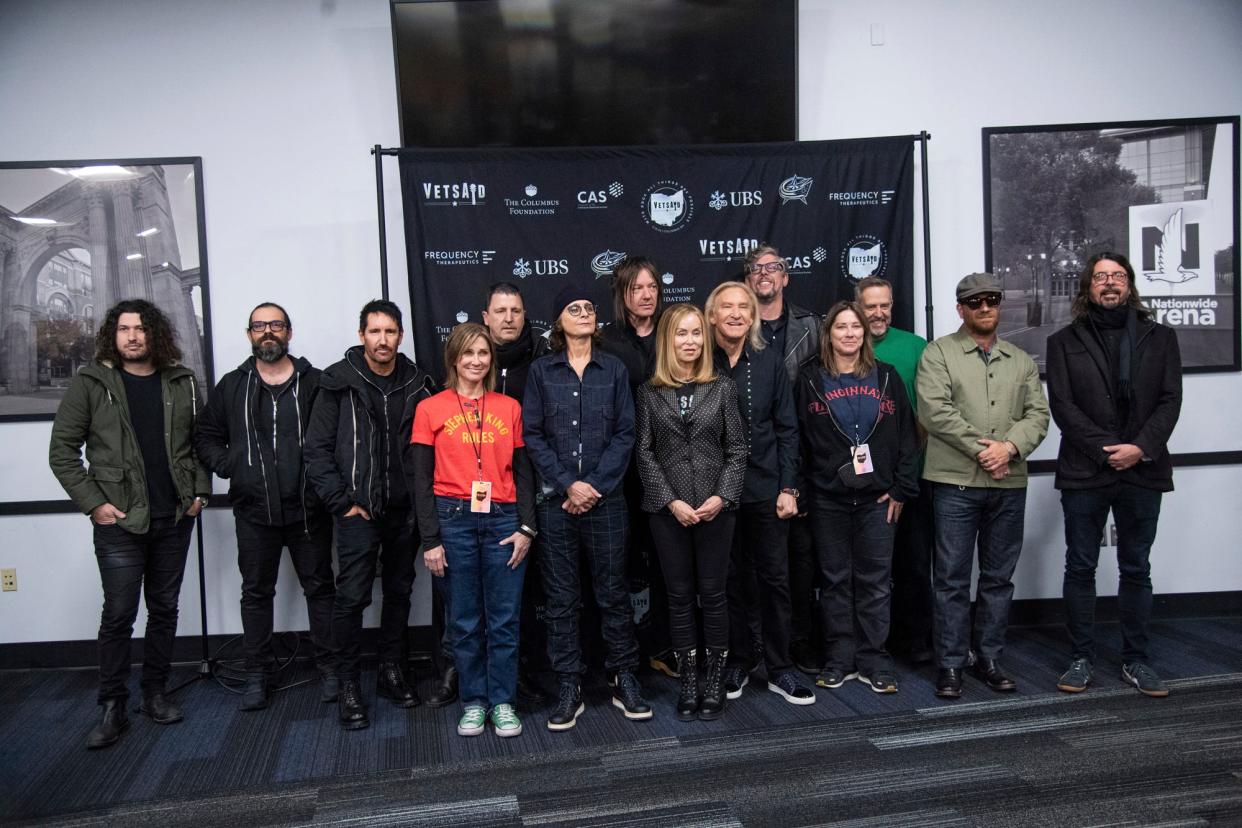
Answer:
[{"left": 522, "top": 346, "right": 635, "bottom": 498}]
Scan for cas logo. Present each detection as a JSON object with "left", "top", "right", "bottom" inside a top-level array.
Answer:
[
  {"left": 840, "top": 235, "right": 887, "bottom": 282},
  {"left": 708, "top": 189, "right": 763, "bottom": 211},
  {"left": 785, "top": 246, "right": 829, "bottom": 275},
  {"left": 591, "top": 249, "right": 627, "bottom": 279},
  {"left": 422, "top": 181, "right": 486, "bottom": 206},
  {"left": 513, "top": 257, "right": 568, "bottom": 279},
  {"left": 641, "top": 180, "right": 695, "bottom": 232},
  {"left": 577, "top": 181, "right": 624, "bottom": 210}
]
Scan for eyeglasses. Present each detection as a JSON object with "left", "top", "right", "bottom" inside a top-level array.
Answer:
[
  {"left": 565, "top": 302, "right": 596, "bottom": 317},
  {"left": 746, "top": 261, "right": 787, "bottom": 275},
  {"left": 249, "top": 320, "right": 288, "bottom": 332},
  {"left": 1091, "top": 271, "right": 1128, "bottom": 285},
  {"left": 961, "top": 293, "right": 1002, "bottom": 310}
]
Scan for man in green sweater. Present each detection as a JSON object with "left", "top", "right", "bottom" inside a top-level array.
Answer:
[{"left": 856, "top": 277, "right": 932, "bottom": 663}]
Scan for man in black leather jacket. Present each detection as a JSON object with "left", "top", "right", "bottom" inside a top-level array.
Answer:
[{"left": 304, "top": 300, "right": 435, "bottom": 730}]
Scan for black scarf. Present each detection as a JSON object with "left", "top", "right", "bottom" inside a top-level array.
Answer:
[
  {"left": 1087, "top": 303, "right": 1138, "bottom": 435},
  {"left": 495, "top": 322, "right": 534, "bottom": 370}
]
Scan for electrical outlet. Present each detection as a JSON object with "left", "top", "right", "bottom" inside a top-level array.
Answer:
[{"left": 0, "top": 568, "right": 15, "bottom": 592}]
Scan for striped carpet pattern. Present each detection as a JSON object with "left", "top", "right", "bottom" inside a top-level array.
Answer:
[{"left": 2, "top": 617, "right": 1241, "bottom": 826}]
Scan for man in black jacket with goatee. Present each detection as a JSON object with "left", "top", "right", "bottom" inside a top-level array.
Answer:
[
  {"left": 1046, "top": 252, "right": 1181, "bottom": 698},
  {"left": 197, "top": 302, "right": 338, "bottom": 712},
  {"left": 305, "top": 300, "right": 436, "bottom": 730}
]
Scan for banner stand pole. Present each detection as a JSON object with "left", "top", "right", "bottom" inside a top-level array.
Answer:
[
  {"left": 169, "top": 511, "right": 215, "bottom": 694},
  {"left": 372, "top": 144, "right": 390, "bottom": 301},
  {"left": 919, "top": 131, "right": 934, "bottom": 339}
]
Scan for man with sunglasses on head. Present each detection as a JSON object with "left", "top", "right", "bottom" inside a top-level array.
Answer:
[
  {"left": 196, "top": 303, "right": 338, "bottom": 712},
  {"left": 917, "top": 273, "right": 1048, "bottom": 699},
  {"left": 1046, "top": 253, "right": 1181, "bottom": 698},
  {"left": 744, "top": 244, "right": 823, "bottom": 675}
]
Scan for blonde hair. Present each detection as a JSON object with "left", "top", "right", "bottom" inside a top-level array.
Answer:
[
  {"left": 442, "top": 323, "right": 497, "bottom": 392},
  {"left": 704, "top": 281, "right": 765, "bottom": 351},
  {"left": 650, "top": 303, "right": 717, "bottom": 388}
]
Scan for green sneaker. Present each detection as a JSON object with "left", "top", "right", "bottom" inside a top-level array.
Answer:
[
  {"left": 457, "top": 705, "right": 487, "bottom": 737},
  {"left": 490, "top": 703, "right": 523, "bottom": 737}
]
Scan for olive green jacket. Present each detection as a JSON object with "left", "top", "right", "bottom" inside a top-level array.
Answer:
[
  {"left": 916, "top": 327, "right": 1049, "bottom": 488},
  {"left": 49, "top": 360, "right": 212, "bottom": 533}
]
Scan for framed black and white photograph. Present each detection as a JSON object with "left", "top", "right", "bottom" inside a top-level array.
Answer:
[
  {"left": 983, "top": 116, "right": 1239, "bottom": 373},
  {"left": 0, "top": 157, "right": 213, "bottom": 421}
]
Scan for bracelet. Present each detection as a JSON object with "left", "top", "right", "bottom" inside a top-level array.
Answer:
[{"left": 517, "top": 524, "right": 538, "bottom": 539}]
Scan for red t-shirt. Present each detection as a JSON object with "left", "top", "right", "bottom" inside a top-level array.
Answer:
[{"left": 410, "top": 389, "right": 524, "bottom": 502}]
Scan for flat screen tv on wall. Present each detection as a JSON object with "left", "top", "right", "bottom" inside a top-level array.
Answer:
[{"left": 390, "top": 0, "right": 798, "bottom": 147}]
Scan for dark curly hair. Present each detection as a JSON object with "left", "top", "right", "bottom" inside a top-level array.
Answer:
[{"left": 95, "top": 299, "right": 182, "bottom": 369}]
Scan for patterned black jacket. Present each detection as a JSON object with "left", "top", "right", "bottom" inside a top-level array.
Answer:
[{"left": 634, "top": 375, "right": 748, "bottom": 512}]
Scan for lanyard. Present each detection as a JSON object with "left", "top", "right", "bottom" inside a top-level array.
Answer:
[{"left": 455, "top": 392, "right": 487, "bottom": 481}]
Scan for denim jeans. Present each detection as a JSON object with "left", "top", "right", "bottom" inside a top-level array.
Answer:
[
  {"left": 332, "top": 507, "right": 415, "bottom": 680},
  {"left": 931, "top": 483, "right": 1027, "bottom": 668},
  {"left": 235, "top": 515, "right": 336, "bottom": 676},
  {"left": 808, "top": 493, "right": 897, "bottom": 674},
  {"left": 649, "top": 511, "right": 736, "bottom": 651},
  {"left": 1062, "top": 482, "right": 1162, "bottom": 664},
  {"left": 93, "top": 516, "right": 194, "bottom": 703},
  {"left": 437, "top": 496, "right": 526, "bottom": 709},
  {"left": 727, "top": 498, "right": 794, "bottom": 673},
  {"left": 538, "top": 493, "right": 639, "bottom": 678}
]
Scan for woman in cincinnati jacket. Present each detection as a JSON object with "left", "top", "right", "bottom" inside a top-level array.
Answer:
[
  {"left": 635, "top": 303, "right": 747, "bottom": 722},
  {"left": 794, "top": 301, "right": 920, "bottom": 695}
]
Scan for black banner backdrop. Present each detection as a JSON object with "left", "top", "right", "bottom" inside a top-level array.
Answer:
[{"left": 399, "top": 138, "right": 915, "bottom": 375}]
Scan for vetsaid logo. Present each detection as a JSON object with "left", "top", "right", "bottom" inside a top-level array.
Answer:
[
  {"left": 577, "top": 181, "right": 624, "bottom": 210},
  {"left": 641, "top": 180, "right": 694, "bottom": 232},
  {"left": 591, "top": 249, "right": 627, "bottom": 279},
  {"left": 698, "top": 237, "right": 760, "bottom": 262},
  {"left": 840, "top": 235, "right": 887, "bottom": 282},
  {"left": 778, "top": 175, "right": 813, "bottom": 204},
  {"left": 422, "top": 181, "right": 486, "bottom": 206},
  {"left": 513, "top": 257, "right": 568, "bottom": 279},
  {"left": 423, "top": 249, "right": 496, "bottom": 266},
  {"left": 827, "top": 189, "right": 896, "bottom": 207},
  {"left": 708, "top": 189, "right": 763, "bottom": 211},
  {"left": 505, "top": 184, "right": 560, "bottom": 216}
]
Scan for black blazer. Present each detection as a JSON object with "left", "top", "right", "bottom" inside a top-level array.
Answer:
[
  {"left": 635, "top": 375, "right": 748, "bottom": 512},
  {"left": 1046, "top": 315, "right": 1182, "bottom": 492}
]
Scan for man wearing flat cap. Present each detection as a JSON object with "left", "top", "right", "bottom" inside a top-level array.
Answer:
[{"left": 916, "top": 273, "right": 1049, "bottom": 699}]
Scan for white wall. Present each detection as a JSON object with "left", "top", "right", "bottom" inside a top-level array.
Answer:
[{"left": 0, "top": 0, "right": 1238, "bottom": 646}]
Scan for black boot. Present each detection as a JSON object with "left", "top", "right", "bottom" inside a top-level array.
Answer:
[
  {"left": 338, "top": 679, "right": 370, "bottom": 730},
  {"left": 377, "top": 661, "right": 420, "bottom": 708},
  {"left": 699, "top": 647, "right": 728, "bottom": 720},
  {"left": 139, "top": 691, "right": 183, "bottom": 725},
  {"left": 85, "top": 699, "right": 129, "bottom": 749},
  {"left": 426, "top": 664, "right": 459, "bottom": 708},
  {"left": 674, "top": 649, "right": 699, "bottom": 721},
  {"left": 239, "top": 674, "right": 269, "bottom": 711},
  {"left": 517, "top": 669, "right": 549, "bottom": 706}
]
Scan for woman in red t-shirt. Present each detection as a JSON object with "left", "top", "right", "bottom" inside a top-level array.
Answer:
[{"left": 410, "top": 323, "right": 536, "bottom": 738}]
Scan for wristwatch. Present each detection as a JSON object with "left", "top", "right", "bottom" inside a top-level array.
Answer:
[
  {"left": 518, "top": 524, "right": 538, "bottom": 539},
  {"left": 780, "top": 487, "right": 800, "bottom": 498},
  {"left": 195, "top": 496, "right": 210, "bottom": 509}
]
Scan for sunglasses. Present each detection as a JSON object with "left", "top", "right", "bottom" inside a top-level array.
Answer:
[{"left": 961, "top": 293, "right": 1002, "bottom": 310}]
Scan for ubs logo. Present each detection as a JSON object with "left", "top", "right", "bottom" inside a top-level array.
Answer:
[
  {"left": 422, "top": 181, "right": 486, "bottom": 207},
  {"left": 708, "top": 190, "right": 763, "bottom": 211},
  {"left": 513, "top": 257, "right": 569, "bottom": 279},
  {"left": 641, "top": 180, "right": 695, "bottom": 233}
]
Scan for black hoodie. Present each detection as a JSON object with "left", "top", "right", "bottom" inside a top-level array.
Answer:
[
  {"left": 196, "top": 355, "right": 322, "bottom": 527},
  {"left": 794, "top": 360, "right": 920, "bottom": 502},
  {"left": 304, "top": 346, "right": 436, "bottom": 518}
]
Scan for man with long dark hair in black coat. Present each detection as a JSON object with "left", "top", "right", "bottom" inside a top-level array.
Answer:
[{"left": 1047, "top": 252, "right": 1182, "bottom": 698}]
